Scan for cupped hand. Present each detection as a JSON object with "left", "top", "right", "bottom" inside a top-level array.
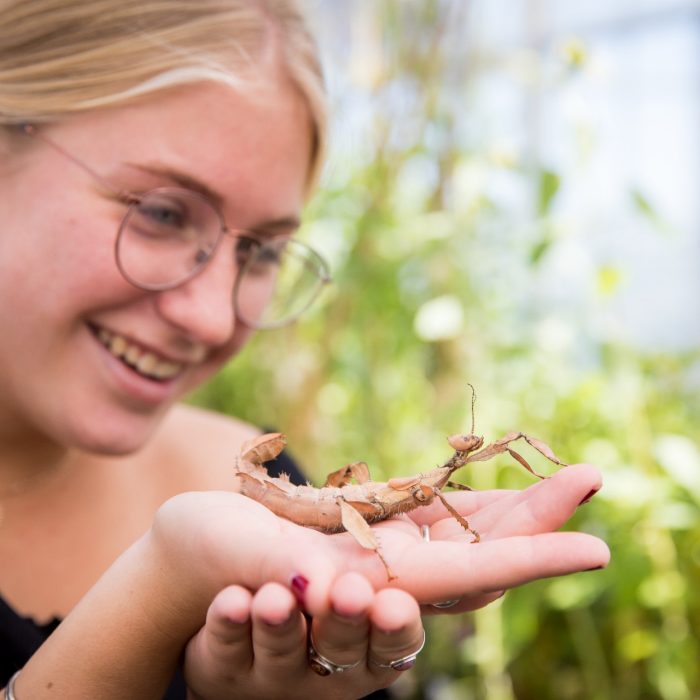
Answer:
[
  {"left": 183, "top": 572, "right": 424, "bottom": 700},
  {"left": 154, "top": 462, "right": 608, "bottom": 619}
]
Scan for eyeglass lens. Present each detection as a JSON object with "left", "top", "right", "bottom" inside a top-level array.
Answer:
[
  {"left": 234, "top": 236, "right": 328, "bottom": 328},
  {"left": 115, "top": 189, "right": 328, "bottom": 328}
]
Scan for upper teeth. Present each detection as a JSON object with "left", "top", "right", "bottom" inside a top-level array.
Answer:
[{"left": 96, "top": 327, "right": 183, "bottom": 380}]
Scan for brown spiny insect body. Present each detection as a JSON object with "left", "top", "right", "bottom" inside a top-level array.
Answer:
[{"left": 233, "top": 389, "right": 567, "bottom": 579}]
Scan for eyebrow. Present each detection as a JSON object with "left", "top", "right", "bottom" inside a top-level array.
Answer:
[{"left": 125, "top": 162, "right": 301, "bottom": 233}]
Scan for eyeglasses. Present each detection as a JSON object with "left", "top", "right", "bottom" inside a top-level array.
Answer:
[{"left": 21, "top": 124, "right": 331, "bottom": 329}]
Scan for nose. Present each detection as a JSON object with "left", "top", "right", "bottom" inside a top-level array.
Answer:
[{"left": 154, "top": 239, "right": 237, "bottom": 347}]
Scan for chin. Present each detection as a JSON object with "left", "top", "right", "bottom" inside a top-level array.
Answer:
[
  {"left": 63, "top": 410, "right": 165, "bottom": 456},
  {"left": 73, "top": 429, "right": 152, "bottom": 456}
]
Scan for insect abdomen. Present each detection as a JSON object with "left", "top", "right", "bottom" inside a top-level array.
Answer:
[{"left": 233, "top": 473, "right": 340, "bottom": 530}]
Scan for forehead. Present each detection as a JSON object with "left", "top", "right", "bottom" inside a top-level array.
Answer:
[{"left": 52, "top": 80, "right": 313, "bottom": 224}]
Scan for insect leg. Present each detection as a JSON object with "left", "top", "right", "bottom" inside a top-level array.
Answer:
[
  {"left": 240, "top": 432, "right": 287, "bottom": 466},
  {"left": 445, "top": 481, "right": 474, "bottom": 491},
  {"left": 324, "top": 461, "right": 371, "bottom": 487},
  {"left": 507, "top": 447, "right": 547, "bottom": 479},
  {"left": 433, "top": 489, "right": 480, "bottom": 543},
  {"left": 520, "top": 434, "right": 568, "bottom": 467},
  {"left": 340, "top": 500, "right": 396, "bottom": 580},
  {"left": 466, "top": 431, "right": 567, "bottom": 477}
]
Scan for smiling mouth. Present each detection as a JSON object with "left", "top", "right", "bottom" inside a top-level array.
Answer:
[{"left": 90, "top": 325, "right": 184, "bottom": 381}]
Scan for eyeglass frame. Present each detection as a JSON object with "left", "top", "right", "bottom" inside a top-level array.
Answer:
[{"left": 19, "top": 123, "right": 331, "bottom": 329}]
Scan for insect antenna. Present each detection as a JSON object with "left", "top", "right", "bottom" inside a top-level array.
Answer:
[{"left": 467, "top": 383, "right": 477, "bottom": 434}]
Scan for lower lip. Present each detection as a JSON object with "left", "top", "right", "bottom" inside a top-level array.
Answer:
[{"left": 89, "top": 328, "right": 183, "bottom": 406}]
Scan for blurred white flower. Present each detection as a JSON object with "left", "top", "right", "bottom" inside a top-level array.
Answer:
[
  {"left": 413, "top": 295, "right": 464, "bottom": 341},
  {"left": 654, "top": 434, "right": 700, "bottom": 501}
]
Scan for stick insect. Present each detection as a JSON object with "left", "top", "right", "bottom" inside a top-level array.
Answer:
[{"left": 233, "top": 386, "right": 567, "bottom": 579}]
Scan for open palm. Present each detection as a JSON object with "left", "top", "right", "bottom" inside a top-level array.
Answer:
[{"left": 158, "top": 462, "right": 608, "bottom": 617}]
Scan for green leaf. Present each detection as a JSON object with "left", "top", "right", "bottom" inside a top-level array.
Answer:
[
  {"left": 537, "top": 168, "right": 561, "bottom": 215},
  {"left": 529, "top": 237, "right": 551, "bottom": 265},
  {"left": 631, "top": 187, "right": 671, "bottom": 234},
  {"left": 631, "top": 188, "right": 656, "bottom": 220}
]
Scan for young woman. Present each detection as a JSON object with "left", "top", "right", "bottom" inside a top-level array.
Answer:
[{"left": 0, "top": 1, "right": 609, "bottom": 698}]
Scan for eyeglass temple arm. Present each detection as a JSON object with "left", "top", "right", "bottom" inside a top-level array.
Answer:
[{"left": 20, "top": 124, "right": 129, "bottom": 200}]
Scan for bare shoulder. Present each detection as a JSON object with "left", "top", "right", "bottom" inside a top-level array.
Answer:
[{"left": 144, "top": 403, "right": 261, "bottom": 492}]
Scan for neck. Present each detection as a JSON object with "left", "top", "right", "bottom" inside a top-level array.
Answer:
[{"left": 0, "top": 418, "right": 76, "bottom": 499}]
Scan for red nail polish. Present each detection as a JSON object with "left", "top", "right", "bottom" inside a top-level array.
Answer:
[
  {"left": 578, "top": 488, "right": 599, "bottom": 505},
  {"left": 290, "top": 574, "right": 309, "bottom": 604}
]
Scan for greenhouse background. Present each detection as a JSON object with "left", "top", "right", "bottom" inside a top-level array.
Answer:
[{"left": 191, "top": 1, "right": 700, "bottom": 698}]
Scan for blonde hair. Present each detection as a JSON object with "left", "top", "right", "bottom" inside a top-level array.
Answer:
[{"left": 0, "top": 0, "right": 326, "bottom": 187}]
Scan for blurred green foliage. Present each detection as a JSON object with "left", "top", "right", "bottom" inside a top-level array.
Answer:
[{"left": 190, "top": 1, "right": 700, "bottom": 697}]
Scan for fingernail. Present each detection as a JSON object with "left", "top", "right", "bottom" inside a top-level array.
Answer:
[
  {"left": 262, "top": 612, "right": 293, "bottom": 627},
  {"left": 331, "top": 602, "right": 365, "bottom": 621},
  {"left": 290, "top": 574, "right": 309, "bottom": 604},
  {"left": 578, "top": 488, "right": 599, "bottom": 506},
  {"left": 393, "top": 659, "right": 416, "bottom": 671},
  {"left": 224, "top": 612, "right": 249, "bottom": 625}
]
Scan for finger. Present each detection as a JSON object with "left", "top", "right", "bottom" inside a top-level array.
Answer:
[
  {"left": 367, "top": 588, "right": 424, "bottom": 675},
  {"left": 384, "top": 530, "right": 610, "bottom": 604},
  {"left": 250, "top": 582, "right": 307, "bottom": 673},
  {"left": 429, "top": 463, "right": 602, "bottom": 541},
  {"left": 268, "top": 530, "right": 346, "bottom": 617},
  {"left": 177, "top": 492, "right": 344, "bottom": 617},
  {"left": 408, "top": 488, "right": 518, "bottom": 527},
  {"left": 309, "top": 572, "right": 373, "bottom": 669},
  {"left": 421, "top": 590, "right": 505, "bottom": 615},
  {"left": 183, "top": 584, "right": 253, "bottom": 683},
  {"left": 483, "top": 463, "right": 602, "bottom": 538}
]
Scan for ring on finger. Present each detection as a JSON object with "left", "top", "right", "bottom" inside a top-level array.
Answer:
[
  {"left": 431, "top": 598, "right": 460, "bottom": 609},
  {"left": 370, "top": 629, "right": 426, "bottom": 672},
  {"left": 421, "top": 526, "right": 461, "bottom": 609},
  {"left": 308, "top": 634, "right": 362, "bottom": 676}
]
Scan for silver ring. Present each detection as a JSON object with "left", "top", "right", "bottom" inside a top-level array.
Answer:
[
  {"left": 431, "top": 598, "right": 461, "bottom": 609},
  {"left": 370, "top": 629, "right": 426, "bottom": 671},
  {"left": 421, "top": 526, "right": 461, "bottom": 609},
  {"left": 6, "top": 670, "right": 20, "bottom": 700},
  {"left": 308, "top": 635, "right": 362, "bottom": 676}
]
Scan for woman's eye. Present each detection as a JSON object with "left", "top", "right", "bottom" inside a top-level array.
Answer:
[
  {"left": 235, "top": 237, "right": 258, "bottom": 265},
  {"left": 139, "top": 202, "right": 186, "bottom": 229},
  {"left": 122, "top": 190, "right": 215, "bottom": 247},
  {"left": 236, "top": 238, "right": 283, "bottom": 273},
  {"left": 254, "top": 245, "right": 282, "bottom": 266}
]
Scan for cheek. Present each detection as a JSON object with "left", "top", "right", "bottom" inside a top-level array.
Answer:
[
  {"left": 24, "top": 160, "right": 122, "bottom": 261},
  {"left": 27, "top": 207, "right": 128, "bottom": 308},
  {"left": 58, "top": 206, "right": 120, "bottom": 268},
  {"left": 185, "top": 325, "right": 255, "bottom": 388}
]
